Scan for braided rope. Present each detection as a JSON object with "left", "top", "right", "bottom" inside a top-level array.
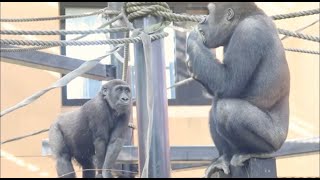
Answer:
[
  {"left": 122, "top": 33, "right": 130, "bottom": 81},
  {"left": 0, "top": 13, "right": 125, "bottom": 53},
  {"left": 124, "top": 2, "right": 204, "bottom": 23},
  {"left": 0, "top": 44, "right": 125, "bottom": 118},
  {"left": 0, "top": 8, "right": 120, "bottom": 22},
  {"left": 0, "top": 27, "right": 130, "bottom": 36},
  {"left": 1, "top": 5, "right": 318, "bottom": 52},
  {"left": 58, "top": 168, "right": 138, "bottom": 178},
  {"left": 1, "top": 122, "right": 136, "bottom": 145},
  {"left": 1, "top": 129, "right": 49, "bottom": 145},
  {"left": 271, "top": 8, "right": 320, "bottom": 20},
  {"left": 0, "top": 32, "right": 168, "bottom": 46},
  {"left": 281, "top": 19, "right": 319, "bottom": 40},
  {"left": 278, "top": 28, "right": 320, "bottom": 42},
  {"left": 285, "top": 48, "right": 320, "bottom": 55}
]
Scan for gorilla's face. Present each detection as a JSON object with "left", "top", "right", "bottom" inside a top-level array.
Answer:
[
  {"left": 101, "top": 80, "right": 132, "bottom": 114},
  {"left": 198, "top": 3, "right": 236, "bottom": 48}
]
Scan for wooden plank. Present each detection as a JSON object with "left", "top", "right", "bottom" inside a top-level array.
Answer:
[{"left": 1, "top": 45, "right": 116, "bottom": 80}]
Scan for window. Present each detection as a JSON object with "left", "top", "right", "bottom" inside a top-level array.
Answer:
[{"left": 60, "top": 2, "right": 211, "bottom": 106}]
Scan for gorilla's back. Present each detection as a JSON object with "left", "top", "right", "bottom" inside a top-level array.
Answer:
[{"left": 55, "top": 109, "right": 95, "bottom": 157}]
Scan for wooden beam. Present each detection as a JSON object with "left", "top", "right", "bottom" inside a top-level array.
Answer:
[{"left": 1, "top": 45, "right": 116, "bottom": 80}]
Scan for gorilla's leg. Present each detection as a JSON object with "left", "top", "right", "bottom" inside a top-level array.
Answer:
[
  {"left": 56, "top": 154, "right": 75, "bottom": 178},
  {"left": 78, "top": 159, "right": 95, "bottom": 178},
  {"left": 209, "top": 105, "right": 235, "bottom": 156},
  {"left": 215, "top": 97, "right": 288, "bottom": 167},
  {"left": 49, "top": 123, "right": 75, "bottom": 178},
  {"left": 56, "top": 154, "right": 76, "bottom": 178},
  {"left": 204, "top": 105, "right": 235, "bottom": 177},
  {"left": 94, "top": 138, "right": 107, "bottom": 178},
  {"left": 204, "top": 154, "right": 230, "bottom": 177}
]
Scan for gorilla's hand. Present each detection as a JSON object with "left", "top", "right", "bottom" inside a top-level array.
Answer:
[
  {"left": 187, "top": 28, "right": 204, "bottom": 52},
  {"left": 186, "top": 28, "right": 207, "bottom": 78}
]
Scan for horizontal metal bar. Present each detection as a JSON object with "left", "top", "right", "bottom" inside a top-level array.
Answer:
[
  {"left": 0, "top": 45, "right": 116, "bottom": 81},
  {"left": 42, "top": 137, "right": 319, "bottom": 164}
]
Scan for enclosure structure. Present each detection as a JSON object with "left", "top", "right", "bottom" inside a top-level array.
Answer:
[{"left": 1, "top": 2, "right": 319, "bottom": 178}]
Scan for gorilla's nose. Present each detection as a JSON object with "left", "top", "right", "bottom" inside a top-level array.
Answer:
[{"left": 121, "top": 97, "right": 129, "bottom": 102}]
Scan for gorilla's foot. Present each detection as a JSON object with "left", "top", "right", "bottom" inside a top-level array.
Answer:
[
  {"left": 230, "top": 154, "right": 251, "bottom": 167},
  {"left": 231, "top": 153, "right": 273, "bottom": 167},
  {"left": 204, "top": 155, "right": 230, "bottom": 178}
]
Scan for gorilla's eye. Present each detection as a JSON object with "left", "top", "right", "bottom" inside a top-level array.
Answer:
[
  {"left": 116, "top": 87, "right": 123, "bottom": 92},
  {"left": 125, "top": 88, "right": 130, "bottom": 94}
]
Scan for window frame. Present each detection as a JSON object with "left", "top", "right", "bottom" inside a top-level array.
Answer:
[{"left": 60, "top": 2, "right": 211, "bottom": 106}]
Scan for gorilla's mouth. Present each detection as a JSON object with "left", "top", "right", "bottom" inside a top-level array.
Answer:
[{"left": 197, "top": 27, "right": 206, "bottom": 44}]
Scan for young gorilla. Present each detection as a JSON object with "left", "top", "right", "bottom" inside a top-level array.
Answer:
[
  {"left": 186, "top": 2, "right": 290, "bottom": 177},
  {"left": 49, "top": 79, "right": 132, "bottom": 178}
]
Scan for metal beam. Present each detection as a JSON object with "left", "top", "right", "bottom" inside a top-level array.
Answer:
[
  {"left": 106, "top": 3, "right": 135, "bottom": 177},
  {"left": 132, "top": 7, "right": 171, "bottom": 178},
  {"left": 108, "top": 2, "right": 124, "bottom": 79},
  {"left": 42, "top": 136, "right": 320, "bottom": 164},
  {"left": 209, "top": 158, "right": 277, "bottom": 178},
  {"left": 0, "top": 45, "right": 116, "bottom": 81}
]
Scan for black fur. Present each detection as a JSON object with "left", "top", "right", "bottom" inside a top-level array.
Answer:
[
  {"left": 186, "top": 1, "right": 290, "bottom": 163},
  {"left": 49, "top": 79, "right": 132, "bottom": 178}
]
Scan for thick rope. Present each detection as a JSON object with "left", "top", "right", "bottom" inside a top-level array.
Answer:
[
  {"left": 0, "top": 13, "right": 125, "bottom": 52},
  {"left": 58, "top": 168, "right": 138, "bottom": 178},
  {"left": 0, "top": 32, "right": 168, "bottom": 46},
  {"left": 122, "top": 32, "right": 130, "bottom": 81},
  {"left": 1, "top": 6, "right": 319, "bottom": 50},
  {"left": 278, "top": 28, "right": 320, "bottom": 42},
  {"left": 124, "top": 2, "right": 204, "bottom": 23},
  {"left": 0, "top": 8, "right": 120, "bottom": 22},
  {"left": 281, "top": 20, "right": 319, "bottom": 41},
  {"left": 167, "top": 77, "right": 194, "bottom": 89},
  {"left": 271, "top": 8, "right": 320, "bottom": 20},
  {"left": 0, "top": 122, "right": 136, "bottom": 145},
  {"left": 0, "top": 46, "right": 123, "bottom": 118},
  {"left": 0, "top": 27, "right": 130, "bottom": 36},
  {"left": 1, "top": 129, "right": 49, "bottom": 145},
  {"left": 284, "top": 48, "right": 320, "bottom": 55}
]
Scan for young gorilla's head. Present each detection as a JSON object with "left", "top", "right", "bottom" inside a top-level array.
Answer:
[
  {"left": 197, "top": 2, "right": 263, "bottom": 48},
  {"left": 101, "top": 79, "right": 132, "bottom": 114}
]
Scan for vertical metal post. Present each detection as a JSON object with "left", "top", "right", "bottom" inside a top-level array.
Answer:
[
  {"left": 133, "top": 15, "right": 171, "bottom": 177},
  {"left": 108, "top": 2, "right": 124, "bottom": 79},
  {"left": 105, "top": 2, "right": 135, "bottom": 178}
]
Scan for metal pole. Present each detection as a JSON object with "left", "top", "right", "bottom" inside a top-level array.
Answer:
[
  {"left": 133, "top": 14, "right": 171, "bottom": 177},
  {"left": 105, "top": 2, "right": 135, "bottom": 178},
  {"left": 108, "top": 2, "right": 124, "bottom": 79},
  {"left": 132, "top": 17, "right": 148, "bottom": 175}
]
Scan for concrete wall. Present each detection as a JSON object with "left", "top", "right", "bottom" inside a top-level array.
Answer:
[{"left": 1, "top": 2, "right": 319, "bottom": 178}]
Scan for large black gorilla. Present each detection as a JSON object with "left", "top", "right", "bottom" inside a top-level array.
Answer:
[
  {"left": 186, "top": 2, "right": 290, "bottom": 177},
  {"left": 49, "top": 79, "right": 132, "bottom": 178}
]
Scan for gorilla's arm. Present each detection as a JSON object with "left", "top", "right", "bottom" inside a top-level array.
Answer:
[
  {"left": 102, "top": 115, "right": 130, "bottom": 178},
  {"left": 187, "top": 21, "right": 266, "bottom": 97}
]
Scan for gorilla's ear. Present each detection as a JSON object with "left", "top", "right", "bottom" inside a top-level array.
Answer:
[
  {"left": 226, "top": 8, "right": 234, "bottom": 21},
  {"left": 102, "top": 88, "right": 109, "bottom": 96}
]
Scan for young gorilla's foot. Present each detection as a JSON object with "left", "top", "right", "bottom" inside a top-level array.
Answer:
[{"left": 204, "top": 155, "right": 230, "bottom": 178}]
